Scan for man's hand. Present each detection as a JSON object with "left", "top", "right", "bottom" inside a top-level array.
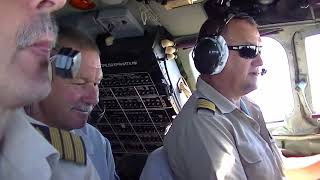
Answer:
[{"left": 284, "top": 153, "right": 320, "bottom": 180}]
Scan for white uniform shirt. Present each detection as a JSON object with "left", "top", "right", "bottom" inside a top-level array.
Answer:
[
  {"left": 164, "top": 78, "right": 284, "bottom": 180},
  {"left": 0, "top": 108, "right": 100, "bottom": 180},
  {"left": 73, "top": 124, "right": 119, "bottom": 180}
]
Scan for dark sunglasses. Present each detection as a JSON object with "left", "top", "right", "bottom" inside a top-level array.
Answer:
[{"left": 228, "top": 45, "right": 262, "bottom": 59}]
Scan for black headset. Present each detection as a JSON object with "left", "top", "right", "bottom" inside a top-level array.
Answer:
[
  {"left": 192, "top": 34, "right": 229, "bottom": 75},
  {"left": 192, "top": 13, "right": 248, "bottom": 75}
]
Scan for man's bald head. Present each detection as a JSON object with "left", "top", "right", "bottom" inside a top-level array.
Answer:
[{"left": 198, "top": 14, "right": 257, "bottom": 41}]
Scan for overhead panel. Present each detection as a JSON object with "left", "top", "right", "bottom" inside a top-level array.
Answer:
[{"left": 97, "top": 8, "right": 145, "bottom": 39}]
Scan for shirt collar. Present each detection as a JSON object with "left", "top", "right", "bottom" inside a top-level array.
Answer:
[
  {"left": 196, "top": 77, "right": 237, "bottom": 114},
  {"left": 2, "top": 108, "right": 59, "bottom": 177}
]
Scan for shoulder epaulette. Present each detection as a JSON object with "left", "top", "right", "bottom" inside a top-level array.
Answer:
[
  {"left": 197, "top": 98, "right": 216, "bottom": 114},
  {"left": 31, "top": 123, "right": 87, "bottom": 165}
]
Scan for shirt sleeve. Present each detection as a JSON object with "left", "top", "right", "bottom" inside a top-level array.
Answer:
[
  {"left": 167, "top": 110, "right": 247, "bottom": 180},
  {"left": 52, "top": 154, "right": 101, "bottom": 180},
  {"left": 85, "top": 155, "right": 102, "bottom": 180},
  {"left": 105, "top": 138, "right": 120, "bottom": 180},
  {"left": 139, "top": 147, "right": 175, "bottom": 180}
]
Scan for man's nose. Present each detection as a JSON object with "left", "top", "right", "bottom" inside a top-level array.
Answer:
[
  {"left": 252, "top": 54, "right": 263, "bottom": 67},
  {"left": 35, "top": 0, "right": 66, "bottom": 13},
  {"left": 83, "top": 84, "right": 99, "bottom": 106}
]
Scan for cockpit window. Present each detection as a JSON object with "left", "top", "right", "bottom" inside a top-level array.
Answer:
[
  {"left": 247, "top": 37, "right": 294, "bottom": 123},
  {"left": 305, "top": 34, "right": 320, "bottom": 112}
]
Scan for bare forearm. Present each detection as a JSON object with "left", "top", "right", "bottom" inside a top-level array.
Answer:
[{"left": 283, "top": 154, "right": 320, "bottom": 169}]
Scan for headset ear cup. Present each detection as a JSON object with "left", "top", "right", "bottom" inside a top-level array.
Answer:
[
  {"left": 193, "top": 45, "right": 218, "bottom": 74},
  {"left": 213, "top": 36, "right": 229, "bottom": 74},
  {"left": 193, "top": 35, "right": 229, "bottom": 75}
]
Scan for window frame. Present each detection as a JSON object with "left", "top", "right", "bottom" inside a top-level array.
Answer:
[
  {"left": 301, "top": 28, "right": 320, "bottom": 113},
  {"left": 268, "top": 23, "right": 320, "bottom": 133}
]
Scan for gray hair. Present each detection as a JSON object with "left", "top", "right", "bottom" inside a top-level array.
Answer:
[{"left": 57, "top": 26, "right": 100, "bottom": 54}]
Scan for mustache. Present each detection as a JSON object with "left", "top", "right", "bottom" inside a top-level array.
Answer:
[{"left": 16, "top": 13, "right": 58, "bottom": 49}]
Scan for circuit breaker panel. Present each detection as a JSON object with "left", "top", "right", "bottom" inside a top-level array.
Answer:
[{"left": 91, "top": 28, "right": 182, "bottom": 156}]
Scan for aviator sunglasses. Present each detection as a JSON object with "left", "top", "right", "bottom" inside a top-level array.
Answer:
[
  {"left": 219, "top": 13, "right": 262, "bottom": 59},
  {"left": 228, "top": 45, "right": 262, "bottom": 59}
]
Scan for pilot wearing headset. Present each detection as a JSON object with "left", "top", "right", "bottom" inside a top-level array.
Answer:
[
  {"left": 163, "top": 14, "right": 284, "bottom": 180},
  {"left": 26, "top": 27, "right": 119, "bottom": 180}
]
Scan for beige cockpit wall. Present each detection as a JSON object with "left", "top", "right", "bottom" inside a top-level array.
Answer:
[{"left": 259, "top": 21, "right": 320, "bottom": 156}]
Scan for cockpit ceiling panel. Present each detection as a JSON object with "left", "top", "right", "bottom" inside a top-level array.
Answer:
[
  {"left": 204, "top": 0, "right": 318, "bottom": 25},
  {"left": 255, "top": 0, "right": 314, "bottom": 25}
]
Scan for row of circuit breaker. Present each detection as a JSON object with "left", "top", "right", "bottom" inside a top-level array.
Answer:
[{"left": 91, "top": 72, "right": 176, "bottom": 155}]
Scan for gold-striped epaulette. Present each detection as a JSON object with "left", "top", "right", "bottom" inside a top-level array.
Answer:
[
  {"left": 197, "top": 98, "right": 216, "bottom": 114},
  {"left": 32, "top": 123, "right": 87, "bottom": 165}
]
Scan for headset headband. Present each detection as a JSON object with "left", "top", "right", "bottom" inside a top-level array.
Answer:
[{"left": 216, "top": 12, "right": 251, "bottom": 35}]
